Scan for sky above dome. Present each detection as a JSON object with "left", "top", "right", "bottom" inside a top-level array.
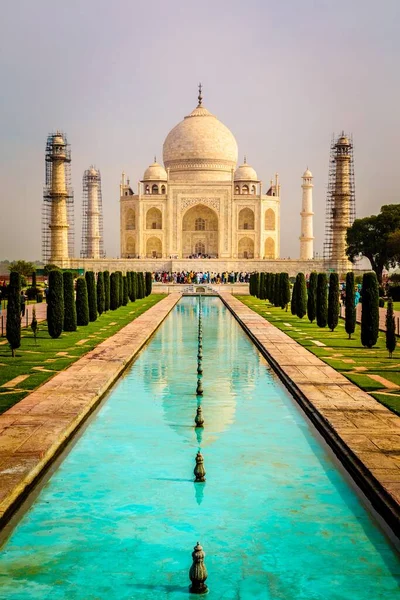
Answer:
[{"left": 0, "top": 0, "right": 399, "bottom": 261}]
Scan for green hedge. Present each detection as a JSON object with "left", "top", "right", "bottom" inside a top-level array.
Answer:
[
  {"left": 110, "top": 272, "right": 119, "bottom": 310},
  {"left": 76, "top": 277, "right": 89, "bottom": 326},
  {"left": 48, "top": 269, "right": 64, "bottom": 339},
  {"left": 145, "top": 272, "right": 152, "bottom": 296},
  {"left": 85, "top": 271, "right": 97, "bottom": 322},
  {"left": 97, "top": 272, "right": 105, "bottom": 315},
  {"left": 307, "top": 272, "right": 317, "bottom": 323},
  {"left": 328, "top": 273, "right": 339, "bottom": 332},
  {"left": 63, "top": 271, "right": 77, "bottom": 332},
  {"left": 316, "top": 273, "right": 328, "bottom": 328},
  {"left": 295, "top": 273, "right": 307, "bottom": 318},
  {"left": 103, "top": 270, "right": 110, "bottom": 311},
  {"left": 361, "top": 272, "right": 379, "bottom": 348}
]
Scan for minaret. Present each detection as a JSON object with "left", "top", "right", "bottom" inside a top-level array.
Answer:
[
  {"left": 331, "top": 134, "right": 352, "bottom": 265},
  {"left": 48, "top": 133, "right": 70, "bottom": 262},
  {"left": 300, "top": 168, "right": 314, "bottom": 260},
  {"left": 81, "top": 167, "right": 104, "bottom": 259}
]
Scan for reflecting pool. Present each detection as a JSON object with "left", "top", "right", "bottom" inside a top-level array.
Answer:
[{"left": 0, "top": 297, "right": 399, "bottom": 599}]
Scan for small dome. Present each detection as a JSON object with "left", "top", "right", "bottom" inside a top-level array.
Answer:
[
  {"left": 143, "top": 161, "right": 167, "bottom": 181},
  {"left": 53, "top": 134, "right": 65, "bottom": 146},
  {"left": 234, "top": 160, "right": 258, "bottom": 181},
  {"left": 88, "top": 166, "right": 98, "bottom": 176},
  {"left": 337, "top": 135, "right": 349, "bottom": 145},
  {"left": 303, "top": 168, "right": 313, "bottom": 177}
]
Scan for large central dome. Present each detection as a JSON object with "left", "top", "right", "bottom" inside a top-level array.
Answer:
[{"left": 162, "top": 100, "right": 238, "bottom": 182}]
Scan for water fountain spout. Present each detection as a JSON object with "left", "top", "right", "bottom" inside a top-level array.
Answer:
[
  {"left": 194, "top": 451, "right": 206, "bottom": 482},
  {"left": 195, "top": 406, "right": 204, "bottom": 428},
  {"left": 196, "top": 378, "right": 203, "bottom": 395},
  {"left": 189, "top": 541, "right": 208, "bottom": 594}
]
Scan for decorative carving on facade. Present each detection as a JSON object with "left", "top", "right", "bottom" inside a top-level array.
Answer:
[{"left": 180, "top": 197, "right": 220, "bottom": 213}]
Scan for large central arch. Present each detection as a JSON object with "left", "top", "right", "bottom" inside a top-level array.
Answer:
[{"left": 182, "top": 204, "right": 218, "bottom": 257}]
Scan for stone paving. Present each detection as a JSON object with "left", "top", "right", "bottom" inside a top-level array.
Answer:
[
  {"left": 0, "top": 293, "right": 181, "bottom": 526},
  {"left": 221, "top": 293, "right": 400, "bottom": 531}
]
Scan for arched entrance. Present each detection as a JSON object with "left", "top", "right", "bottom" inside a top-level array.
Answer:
[
  {"left": 238, "top": 237, "right": 254, "bottom": 258},
  {"left": 182, "top": 204, "right": 218, "bottom": 257},
  {"left": 264, "top": 237, "right": 275, "bottom": 259},
  {"left": 146, "top": 236, "right": 162, "bottom": 258}
]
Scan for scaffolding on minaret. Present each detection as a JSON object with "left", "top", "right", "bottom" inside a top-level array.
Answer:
[
  {"left": 323, "top": 132, "right": 356, "bottom": 261},
  {"left": 42, "top": 132, "right": 74, "bottom": 263},
  {"left": 81, "top": 167, "right": 105, "bottom": 259}
]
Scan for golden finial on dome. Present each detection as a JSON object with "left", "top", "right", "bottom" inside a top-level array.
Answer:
[
  {"left": 244, "top": 155, "right": 247, "bottom": 164},
  {"left": 154, "top": 155, "right": 157, "bottom": 163},
  {"left": 197, "top": 82, "right": 203, "bottom": 107}
]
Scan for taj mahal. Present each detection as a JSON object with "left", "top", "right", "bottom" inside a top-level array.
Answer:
[{"left": 45, "top": 87, "right": 353, "bottom": 275}]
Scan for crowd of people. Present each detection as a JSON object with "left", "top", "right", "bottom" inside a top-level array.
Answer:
[{"left": 152, "top": 271, "right": 251, "bottom": 284}]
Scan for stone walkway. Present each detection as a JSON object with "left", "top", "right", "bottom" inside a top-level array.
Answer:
[
  {"left": 0, "top": 293, "right": 181, "bottom": 526},
  {"left": 221, "top": 294, "right": 400, "bottom": 533}
]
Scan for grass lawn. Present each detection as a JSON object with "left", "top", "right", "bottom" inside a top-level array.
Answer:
[
  {"left": 237, "top": 296, "right": 400, "bottom": 416},
  {"left": 0, "top": 295, "right": 165, "bottom": 415}
]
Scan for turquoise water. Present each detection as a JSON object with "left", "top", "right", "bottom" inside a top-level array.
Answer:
[{"left": 0, "top": 297, "right": 399, "bottom": 599}]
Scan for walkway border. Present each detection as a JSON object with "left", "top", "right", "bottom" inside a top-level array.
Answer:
[
  {"left": 0, "top": 293, "right": 181, "bottom": 530},
  {"left": 220, "top": 294, "right": 400, "bottom": 537}
]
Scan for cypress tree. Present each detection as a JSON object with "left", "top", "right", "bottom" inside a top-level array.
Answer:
[
  {"left": 76, "top": 277, "right": 89, "bottom": 326},
  {"left": 345, "top": 272, "right": 356, "bottom": 339},
  {"left": 316, "top": 273, "right": 328, "bottom": 328},
  {"left": 274, "top": 274, "right": 281, "bottom": 307},
  {"left": 85, "top": 271, "right": 97, "bottom": 322},
  {"left": 386, "top": 298, "right": 397, "bottom": 358},
  {"left": 131, "top": 272, "right": 138, "bottom": 302},
  {"left": 63, "top": 271, "right": 77, "bottom": 332},
  {"left": 307, "top": 271, "right": 317, "bottom": 323},
  {"left": 265, "top": 273, "right": 270, "bottom": 302},
  {"left": 145, "top": 272, "right": 152, "bottom": 297},
  {"left": 249, "top": 273, "right": 254, "bottom": 296},
  {"left": 47, "top": 269, "right": 64, "bottom": 339},
  {"left": 103, "top": 270, "right": 110, "bottom": 311},
  {"left": 6, "top": 271, "right": 21, "bottom": 357},
  {"left": 32, "top": 271, "right": 37, "bottom": 288},
  {"left": 327, "top": 273, "right": 339, "bottom": 332},
  {"left": 280, "top": 272, "right": 290, "bottom": 310},
  {"left": 290, "top": 280, "right": 297, "bottom": 315},
  {"left": 97, "top": 272, "right": 105, "bottom": 315},
  {"left": 140, "top": 272, "right": 145, "bottom": 299},
  {"left": 117, "top": 271, "right": 124, "bottom": 306},
  {"left": 270, "top": 274, "right": 275, "bottom": 305},
  {"left": 361, "top": 272, "right": 379, "bottom": 348},
  {"left": 259, "top": 272, "right": 265, "bottom": 300},
  {"left": 110, "top": 273, "right": 119, "bottom": 310},
  {"left": 122, "top": 276, "right": 129, "bottom": 306},
  {"left": 295, "top": 273, "right": 307, "bottom": 318}
]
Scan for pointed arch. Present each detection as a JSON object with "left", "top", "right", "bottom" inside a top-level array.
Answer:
[
  {"left": 146, "top": 207, "right": 162, "bottom": 229},
  {"left": 238, "top": 207, "right": 255, "bottom": 230},
  {"left": 146, "top": 236, "right": 162, "bottom": 258},
  {"left": 238, "top": 237, "right": 254, "bottom": 259},
  {"left": 265, "top": 208, "right": 275, "bottom": 230},
  {"left": 126, "top": 208, "right": 135, "bottom": 230},
  {"left": 126, "top": 236, "right": 135, "bottom": 255},
  {"left": 264, "top": 237, "right": 275, "bottom": 259}
]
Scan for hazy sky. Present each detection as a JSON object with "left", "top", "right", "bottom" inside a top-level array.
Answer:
[{"left": 0, "top": 0, "right": 399, "bottom": 261}]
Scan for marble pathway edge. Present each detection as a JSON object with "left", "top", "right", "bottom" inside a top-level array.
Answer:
[
  {"left": 0, "top": 293, "right": 181, "bottom": 529},
  {"left": 220, "top": 293, "right": 400, "bottom": 536}
]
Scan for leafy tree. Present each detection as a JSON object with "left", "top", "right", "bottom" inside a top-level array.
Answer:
[
  {"left": 63, "top": 271, "right": 77, "bottom": 332},
  {"left": 47, "top": 269, "right": 64, "bottom": 339},
  {"left": 386, "top": 298, "right": 397, "bottom": 358},
  {"left": 316, "top": 273, "right": 328, "bottom": 328},
  {"left": 6, "top": 271, "right": 21, "bottom": 356},
  {"left": 327, "top": 273, "right": 339, "bottom": 332},
  {"left": 31, "top": 306, "right": 38, "bottom": 344},
  {"left": 295, "top": 273, "right": 307, "bottom": 318},
  {"left": 145, "top": 272, "right": 152, "bottom": 297},
  {"left": 307, "top": 272, "right": 317, "bottom": 323},
  {"left": 361, "top": 272, "right": 379, "bottom": 348},
  {"left": 76, "top": 277, "right": 89, "bottom": 326},
  {"left": 122, "top": 276, "right": 129, "bottom": 306},
  {"left": 346, "top": 204, "right": 400, "bottom": 282},
  {"left": 110, "top": 272, "right": 119, "bottom": 310},
  {"left": 103, "top": 271, "right": 110, "bottom": 311},
  {"left": 280, "top": 272, "right": 290, "bottom": 310},
  {"left": 8, "top": 260, "right": 36, "bottom": 278},
  {"left": 97, "top": 272, "right": 105, "bottom": 315},
  {"left": 85, "top": 271, "right": 97, "bottom": 321},
  {"left": 290, "top": 279, "right": 297, "bottom": 315},
  {"left": 387, "top": 230, "right": 400, "bottom": 263},
  {"left": 345, "top": 272, "right": 356, "bottom": 339}
]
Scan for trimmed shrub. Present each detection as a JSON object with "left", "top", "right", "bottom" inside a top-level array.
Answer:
[
  {"left": 270, "top": 274, "right": 276, "bottom": 305},
  {"left": 316, "top": 273, "right": 328, "bottom": 328},
  {"left": 117, "top": 271, "right": 123, "bottom": 306},
  {"left": 47, "top": 269, "right": 64, "bottom": 339},
  {"left": 290, "top": 280, "right": 297, "bottom": 315},
  {"left": 361, "top": 272, "right": 379, "bottom": 348},
  {"left": 328, "top": 273, "right": 339, "bottom": 332},
  {"left": 76, "top": 277, "right": 89, "bottom": 326},
  {"left": 103, "top": 270, "right": 110, "bottom": 311},
  {"left": 259, "top": 273, "right": 265, "bottom": 300},
  {"left": 122, "top": 276, "right": 129, "bottom": 306},
  {"left": 386, "top": 298, "right": 397, "bottom": 358},
  {"left": 32, "top": 271, "right": 37, "bottom": 288},
  {"left": 145, "top": 272, "right": 152, "bottom": 297},
  {"left": 345, "top": 272, "right": 356, "bottom": 339},
  {"left": 6, "top": 271, "right": 21, "bottom": 356},
  {"left": 97, "top": 272, "right": 105, "bottom": 315},
  {"left": 307, "top": 272, "right": 317, "bottom": 323},
  {"left": 138, "top": 272, "right": 145, "bottom": 299},
  {"left": 131, "top": 272, "right": 138, "bottom": 302},
  {"left": 110, "top": 273, "right": 119, "bottom": 310},
  {"left": 295, "top": 273, "right": 307, "bottom": 318},
  {"left": 265, "top": 273, "right": 270, "bottom": 302},
  {"left": 273, "top": 274, "right": 281, "bottom": 307},
  {"left": 26, "top": 286, "right": 40, "bottom": 301},
  {"left": 85, "top": 271, "right": 97, "bottom": 322},
  {"left": 280, "top": 272, "right": 290, "bottom": 310},
  {"left": 63, "top": 271, "right": 77, "bottom": 332}
]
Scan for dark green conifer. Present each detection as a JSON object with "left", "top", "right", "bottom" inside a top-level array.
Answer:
[
  {"left": 274, "top": 274, "right": 281, "bottom": 307},
  {"left": 110, "top": 273, "right": 119, "bottom": 310},
  {"left": 145, "top": 272, "right": 152, "bottom": 297},
  {"left": 259, "top": 273, "right": 265, "bottom": 300},
  {"left": 6, "top": 271, "right": 21, "bottom": 356},
  {"left": 117, "top": 271, "right": 123, "bottom": 306},
  {"left": 290, "top": 280, "right": 297, "bottom": 315},
  {"left": 280, "top": 272, "right": 290, "bottom": 310},
  {"left": 85, "top": 271, "right": 97, "bottom": 321},
  {"left": 103, "top": 270, "right": 110, "bottom": 311},
  {"left": 361, "top": 272, "right": 379, "bottom": 348},
  {"left": 316, "top": 273, "right": 328, "bottom": 328},
  {"left": 47, "top": 269, "right": 64, "bottom": 338},
  {"left": 131, "top": 272, "right": 138, "bottom": 302},
  {"left": 328, "top": 273, "right": 339, "bottom": 332},
  {"left": 97, "top": 272, "right": 105, "bottom": 315},
  {"left": 63, "top": 271, "right": 77, "bottom": 331},
  {"left": 307, "top": 272, "right": 317, "bottom": 323},
  {"left": 122, "top": 276, "right": 129, "bottom": 306},
  {"left": 76, "top": 277, "right": 89, "bottom": 326},
  {"left": 386, "top": 298, "right": 397, "bottom": 358},
  {"left": 295, "top": 273, "right": 307, "bottom": 318},
  {"left": 270, "top": 274, "right": 275, "bottom": 305},
  {"left": 345, "top": 272, "right": 356, "bottom": 339}
]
